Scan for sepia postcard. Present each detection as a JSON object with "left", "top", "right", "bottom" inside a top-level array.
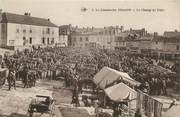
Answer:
[{"left": 0, "top": 0, "right": 180, "bottom": 117}]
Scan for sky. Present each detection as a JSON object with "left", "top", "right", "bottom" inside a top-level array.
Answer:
[{"left": 0, "top": 0, "right": 180, "bottom": 35}]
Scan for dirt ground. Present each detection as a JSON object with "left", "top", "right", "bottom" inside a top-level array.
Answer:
[
  {"left": 52, "top": 87, "right": 72, "bottom": 105},
  {"left": 1, "top": 79, "right": 180, "bottom": 117},
  {"left": 0, "top": 80, "right": 63, "bottom": 117}
]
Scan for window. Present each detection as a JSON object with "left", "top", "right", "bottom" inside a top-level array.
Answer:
[
  {"left": 30, "top": 29, "right": 32, "bottom": 33},
  {"left": 156, "top": 41, "right": 158, "bottom": 44},
  {"left": 110, "top": 37, "right": 113, "bottom": 42},
  {"left": 107, "top": 42, "right": 111, "bottom": 44},
  {"left": 47, "top": 28, "right": 50, "bottom": 34},
  {"left": 108, "top": 38, "right": 110, "bottom": 42},
  {"left": 47, "top": 38, "right": 50, "bottom": 44},
  {"left": 80, "top": 37, "right": 82, "bottom": 42},
  {"left": 109, "top": 31, "right": 111, "bottom": 35},
  {"left": 52, "top": 31, "right": 54, "bottom": 34},
  {"left": 29, "top": 37, "right": 32, "bottom": 44},
  {"left": 16, "top": 29, "right": 19, "bottom": 33},
  {"left": 123, "top": 41, "right": 125, "bottom": 45},
  {"left": 176, "top": 45, "right": 179, "bottom": 51},
  {"left": 23, "top": 37, "right": 26, "bottom": 46},
  {"left": 42, "top": 37, "right": 45, "bottom": 44},
  {"left": 9, "top": 40, "right": 14, "bottom": 45},
  {"left": 51, "top": 38, "right": 54, "bottom": 44},
  {"left": 23, "top": 29, "right": 26, "bottom": 33},
  {"left": 86, "top": 37, "right": 89, "bottom": 41},
  {"left": 74, "top": 37, "right": 76, "bottom": 41},
  {"left": 2, "top": 24, "right": 6, "bottom": 33},
  {"left": 85, "top": 43, "right": 88, "bottom": 47},
  {"left": 113, "top": 30, "right": 116, "bottom": 34}
]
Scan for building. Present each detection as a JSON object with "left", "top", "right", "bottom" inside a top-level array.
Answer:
[
  {"left": 70, "top": 26, "right": 155, "bottom": 50},
  {"left": 164, "top": 29, "right": 180, "bottom": 38},
  {"left": 70, "top": 26, "right": 124, "bottom": 49},
  {"left": 115, "top": 29, "right": 154, "bottom": 52},
  {"left": 58, "top": 24, "right": 72, "bottom": 47},
  {"left": 0, "top": 12, "right": 59, "bottom": 50},
  {"left": 114, "top": 32, "right": 129, "bottom": 50},
  {"left": 151, "top": 36, "right": 180, "bottom": 59},
  {"left": 69, "top": 25, "right": 180, "bottom": 60}
]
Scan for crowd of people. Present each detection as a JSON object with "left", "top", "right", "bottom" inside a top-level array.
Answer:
[
  {"left": 0, "top": 46, "right": 177, "bottom": 96},
  {"left": 88, "top": 49, "right": 176, "bottom": 96}
]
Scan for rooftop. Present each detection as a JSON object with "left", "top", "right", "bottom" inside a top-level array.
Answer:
[
  {"left": 0, "top": 12, "right": 58, "bottom": 27},
  {"left": 164, "top": 30, "right": 180, "bottom": 38},
  {"left": 153, "top": 36, "right": 180, "bottom": 43}
]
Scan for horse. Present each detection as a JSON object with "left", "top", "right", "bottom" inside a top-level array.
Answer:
[
  {"left": 16, "top": 66, "right": 29, "bottom": 88},
  {"left": 15, "top": 64, "right": 25, "bottom": 81},
  {"left": 27, "top": 70, "right": 37, "bottom": 88},
  {"left": 17, "top": 66, "right": 38, "bottom": 88}
]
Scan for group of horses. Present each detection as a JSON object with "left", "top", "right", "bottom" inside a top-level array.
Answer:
[{"left": 0, "top": 67, "right": 39, "bottom": 90}]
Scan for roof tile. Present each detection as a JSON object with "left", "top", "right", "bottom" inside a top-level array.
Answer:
[{"left": 1, "top": 12, "right": 58, "bottom": 27}]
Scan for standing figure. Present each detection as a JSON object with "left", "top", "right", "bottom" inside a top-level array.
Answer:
[
  {"left": 7, "top": 70, "right": 16, "bottom": 90},
  {"left": 23, "top": 66, "right": 29, "bottom": 88}
]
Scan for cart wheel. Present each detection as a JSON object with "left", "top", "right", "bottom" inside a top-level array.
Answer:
[
  {"left": 27, "top": 105, "right": 34, "bottom": 117},
  {"left": 49, "top": 103, "right": 55, "bottom": 117}
]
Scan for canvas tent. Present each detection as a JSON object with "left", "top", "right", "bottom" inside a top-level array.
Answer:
[
  {"left": 93, "top": 67, "right": 140, "bottom": 89},
  {"left": 105, "top": 82, "right": 137, "bottom": 102}
]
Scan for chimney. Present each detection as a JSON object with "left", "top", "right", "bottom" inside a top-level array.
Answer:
[
  {"left": 24, "top": 12, "right": 28, "bottom": 16},
  {"left": 47, "top": 18, "right": 50, "bottom": 21},
  {"left": 175, "top": 29, "right": 178, "bottom": 32},
  {"left": 116, "top": 25, "right": 119, "bottom": 29},
  {"left": 142, "top": 28, "right": 145, "bottom": 31},
  {"left": 154, "top": 32, "right": 158, "bottom": 37},
  {"left": 69, "top": 24, "right": 71, "bottom": 27},
  {"left": 92, "top": 26, "right": 94, "bottom": 30},
  {"left": 145, "top": 31, "right": 147, "bottom": 35},
  {"left": 120, "top": 26, "right": 124, "bottom": 31}
]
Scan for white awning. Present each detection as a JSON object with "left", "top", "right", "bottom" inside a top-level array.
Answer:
[
  {"left": 93, "top": 67, "right": 140, "bottom": 89},
  {"left": 105, "top": 83, "right": 137, "bottom": 102}
]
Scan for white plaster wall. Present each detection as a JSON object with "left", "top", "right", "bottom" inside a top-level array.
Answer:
[
  {"left": 59, "top": 35, "right": 68, "bottom": 46},
  {"left": 7, "top": 23, "right": 58, "bottom": 47}
]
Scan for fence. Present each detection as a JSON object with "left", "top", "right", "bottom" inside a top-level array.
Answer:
[{"left": 136, "top": 90, "right": 163, "bottom": 117}]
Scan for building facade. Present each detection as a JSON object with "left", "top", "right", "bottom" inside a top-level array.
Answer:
[
  {"left": 164, "top": 29, "right": 180, "bottom": 38},
  {"left": 151, "top": 36, "right": 180, "bottom": 59},
  {"left": 0, "top": 12, "right": 59, "bottom": 50},
  {"left": 70, "top": 26, "right": 124, "bottom": 49},
  {"left": 69, "top": 25, "right": 180, "bottom": 60},
  {"left": 58, "top": 25, "right": 72, "bottom": 47}
]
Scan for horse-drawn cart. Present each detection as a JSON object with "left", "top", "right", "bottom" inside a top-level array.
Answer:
[{"left": 27, "top": 95, "right": 55, "bottom": 117}]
